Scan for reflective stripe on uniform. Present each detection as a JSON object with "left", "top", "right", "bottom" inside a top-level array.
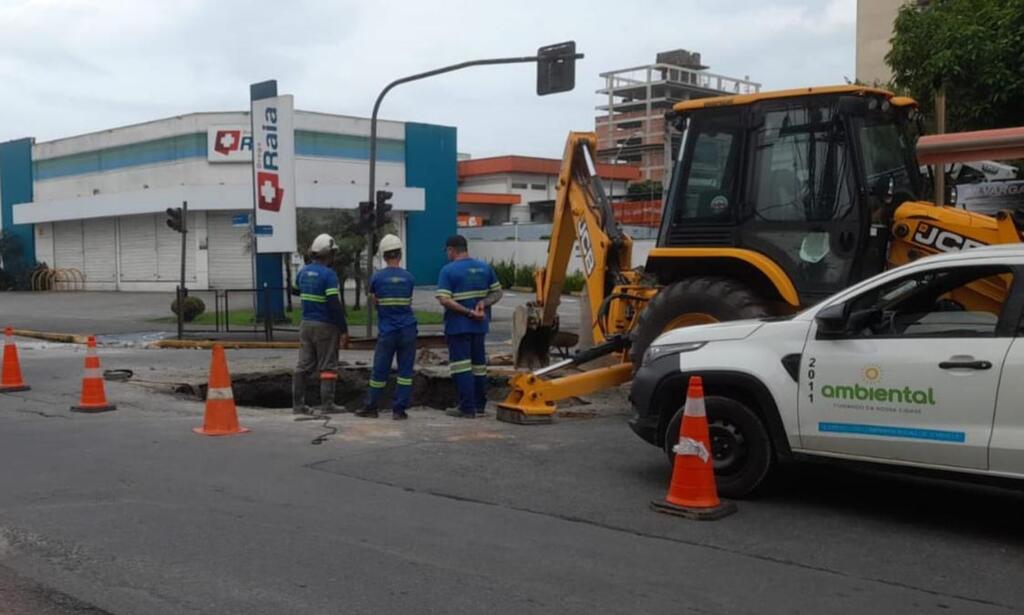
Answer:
[
  {"left": 325, "top": 288, "right": 340, "bottom": 296},
  {"left": 449, "top": 359, "right": 472, "bottom": 375},
  {"left": 435, "top": 289, "right": 452, "bottom": 297},
  {"left": 451, "top": 290, "right": 489, "bottom": 300},
  {"left": 301, "top": 293, "right": 327, "bottom": 303},
  {"left": 471, "top": 364, "right": 487, "bottom": 376},
  {"left": 377, "top": 298, "right": 412, "bottom": 306},
  {"left": 489, "top": 282, "right": 502, "bottom": 291},
  {"left": 207, "top": 386, "right": 234, "bottom": 400},
  {"left": 369, "top": 379, "right": 387, "bottom": 389},
  {"left": 396, "top": 376, "right": 413, "bottom": 386}
]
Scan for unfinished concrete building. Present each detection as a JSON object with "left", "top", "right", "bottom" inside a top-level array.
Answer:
[{"left": 596, "top": 50, "right": 760, "bottom": 185}]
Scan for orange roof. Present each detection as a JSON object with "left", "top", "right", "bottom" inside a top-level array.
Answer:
[
  {"left": 459, "top": 155, "right": 641, "bottom": 181},
  {"left": 457, "top": 192, "right": 522, "bottom": 206}
]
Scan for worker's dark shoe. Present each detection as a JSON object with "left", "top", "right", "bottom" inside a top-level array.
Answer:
[
  {"left": 392, "top": 410, "right": 409, "bottom": 421},
  {"left": 293, "top": 404, "right": 313, "bottom": 416},
  {"left": 355, "top": 408, "right": 379, "bottom": 418},
  {"left": 445, "top": 408, "right": 476, "bottom": 419},
  {"left": 320, "top": 403, "right": 348, "bottom": 415},
  {"left": 475, "top": 408, "right": 489, "bottom": 417}
]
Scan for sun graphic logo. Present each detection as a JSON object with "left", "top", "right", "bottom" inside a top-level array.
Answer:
[{"left": 862, "top": 365, "right": 883, "bottom": 384}]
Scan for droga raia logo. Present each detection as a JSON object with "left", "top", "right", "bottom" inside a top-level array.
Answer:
[{"left": 255, "top": 107, "right": 284, "bottom": 212}]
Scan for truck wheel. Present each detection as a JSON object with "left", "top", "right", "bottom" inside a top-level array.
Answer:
[
  {"left": 663, "top": 395, "right": 773, "bottom": 499},
  {"left": 629, "top": 277, "right": 773, "bottom": 366}
]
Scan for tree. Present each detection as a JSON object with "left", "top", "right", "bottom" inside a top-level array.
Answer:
[
  {"left": 887, "top": 0, "right": 1024, "bottom": 133},
  {"left": 295, "top": 210, "right": 396, "bottom": 310}
]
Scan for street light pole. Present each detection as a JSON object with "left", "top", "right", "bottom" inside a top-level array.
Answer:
[{"left": 364, "top": 49, "right": 583, "bottom": 338}]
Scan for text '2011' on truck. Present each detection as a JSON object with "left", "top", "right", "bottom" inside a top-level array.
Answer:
[{"left": 497, "top": 85, "right": 1024, "bottom": 426}]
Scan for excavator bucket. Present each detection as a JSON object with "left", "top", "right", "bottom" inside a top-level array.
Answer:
[{"left": 511, "top": 304, "right": 556, "bottom": 369}]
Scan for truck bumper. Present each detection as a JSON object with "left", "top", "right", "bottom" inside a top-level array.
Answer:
[{"left": 628, "top": 355, "right": 680, "bottom": 447}]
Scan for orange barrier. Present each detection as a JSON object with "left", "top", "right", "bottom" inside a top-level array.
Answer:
[
  {"left": 651, "top": 376, "right": 736, "bottom": 520},
  {"left": 71, "top": 336, "right": 116, "bottom": 413},
  {"left": 1, "top": 327, "right": 30, "bottom": 393},
  {"left": 193, "top": 344, "right": 249, "bottom": 436}
]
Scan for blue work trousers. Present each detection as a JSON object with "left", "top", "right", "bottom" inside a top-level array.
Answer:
[
  {"left": 446, "top": 333, "right": 487, "bottom": 414},
  {"left": 367, "top": 325, "right": 417, "bottom": 412}
]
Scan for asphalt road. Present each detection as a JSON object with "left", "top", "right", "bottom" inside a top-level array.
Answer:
[{"left": 0, "top": 341, "right": 1021, "bottom": 614}]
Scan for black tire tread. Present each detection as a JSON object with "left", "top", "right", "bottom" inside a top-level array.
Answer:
[{"left": 630, "top": 276, "right": 773, "bottom": 365}]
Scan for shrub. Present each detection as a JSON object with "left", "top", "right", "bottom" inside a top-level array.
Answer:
[
  {"left": 563, "top": 271, "right": 585, "bottom": 294},
  {"left": 491, "top": 259, "right": 516, "bottom": 289},
  {"left": 514, "top": 264, "right": 537, "bottom": 289},
  {"left": 171, "top": 296, "right": 206, "bottom": 322}
]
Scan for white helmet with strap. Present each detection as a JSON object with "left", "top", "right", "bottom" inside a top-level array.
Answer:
[{"left": 310, "top": 233, "right": 337, "bottom": 255}]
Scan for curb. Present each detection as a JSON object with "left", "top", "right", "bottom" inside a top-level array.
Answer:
[
  {"left": 10, "top": 329, "right": 90, "bottom": 345},
  {"left": 151, "top": 333, "right": 450, "bottom": 351}
]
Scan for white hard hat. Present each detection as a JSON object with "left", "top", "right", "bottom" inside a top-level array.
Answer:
[
  {"left": 310, "top": 233, "right": 337, "bottom": 255},
  {"left": 378, "top": 234, "right": 403, "bottom": 255}
]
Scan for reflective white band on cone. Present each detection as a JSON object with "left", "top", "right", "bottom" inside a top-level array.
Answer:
[
  {"left": 84, "top": 368, "right": 103, "bottom": 379},
  {"left": 207, "top": 387, "right": 234, "bottom": 400}
]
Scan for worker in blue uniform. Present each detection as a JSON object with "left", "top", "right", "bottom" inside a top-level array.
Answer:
[
  {"left": 435, "top": 235, "right": 503, "bottom": 418},
  {"left": 357, "top": 234, "right": 417, "bottom": 420},
  {"left": 293, "top": 233, "right": 349, "bottom": 418}
]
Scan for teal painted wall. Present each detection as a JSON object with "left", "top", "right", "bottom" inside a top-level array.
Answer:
[
  {"left": 0, "top": 138, "right": 36, "bottom": 274},
  {"left": 404, "top": 123, "right": 457, "bottom": 285}
]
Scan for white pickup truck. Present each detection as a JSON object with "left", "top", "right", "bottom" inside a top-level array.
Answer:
[{"left": 629, "top": 246, "right": 1024, "bottom": 497}]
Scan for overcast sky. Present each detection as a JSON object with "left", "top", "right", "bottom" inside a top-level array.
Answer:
[{"left": 0, "top": 0, "right": 855, "bottom": 159}]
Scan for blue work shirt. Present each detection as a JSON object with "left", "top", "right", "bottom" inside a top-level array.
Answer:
[
  {"left": 371, "top": 267, "right": 417, "bottom": 334},
  {"left": 296, "top": 262, "right": 346, "bottom": 331},
  {"left": 436, "top": 258, "right": 500, "bottom": 335}
]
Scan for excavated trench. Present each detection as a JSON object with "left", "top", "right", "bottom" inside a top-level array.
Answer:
[{"left": 178, "top": 367, "right": 511, "bottom": 409}]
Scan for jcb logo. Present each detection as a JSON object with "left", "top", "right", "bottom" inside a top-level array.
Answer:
[
  {"left": 577, "top": 218, "right": 595, "bottom": 277},
  {"left": 912, "top": 224, "right": 986, "bottom": 253}
]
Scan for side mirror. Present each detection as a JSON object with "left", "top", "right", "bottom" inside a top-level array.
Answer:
[{"left": 815, "top": 302, "right": 848, "bottom": 338}]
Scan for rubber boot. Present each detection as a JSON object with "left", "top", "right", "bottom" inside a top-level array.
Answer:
[
  {"left": 319, "top": 379, "right": 347, "bottom": 414},
  {"left": 292, "top": 371, "right": 310, "bottom": 415}
]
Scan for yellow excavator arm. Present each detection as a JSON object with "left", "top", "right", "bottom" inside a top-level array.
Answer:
[
  {"left": 513, "top": 132, "right": 641, "bottom": 366},
  {"left": 499, "top": 132, "right": 654, "bottom": 424}
]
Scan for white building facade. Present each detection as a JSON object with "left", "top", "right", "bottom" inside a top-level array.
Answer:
[{"left": 4, "top": 110, "right": 458, "bottom": 290}]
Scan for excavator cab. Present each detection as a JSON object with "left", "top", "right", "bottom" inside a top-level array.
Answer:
[{"left": 650, "top": 87, "right": 924, "bottom": 307}]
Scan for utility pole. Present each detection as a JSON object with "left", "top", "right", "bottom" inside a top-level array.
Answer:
[
  {"left": 363, "top": 42, "right": 583, "bottom": 338},
  {"left": 934, "top": 84, "right": 947, "bottom": 205}
]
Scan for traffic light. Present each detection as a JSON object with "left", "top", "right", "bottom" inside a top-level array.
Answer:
[
  {"left": 537, "top": 41, "right": 578, "bottom": 96},
  {"left": 358, "top": 200, "right": 375, "bottom": 233},
  {"left": 375, "top": 190, "right": 394, "bottom": 227},
  {"left": 166, "top": 207, "right": 185, "bottom": 233}
]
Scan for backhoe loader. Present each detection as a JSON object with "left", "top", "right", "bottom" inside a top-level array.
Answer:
[{"left": 497, "top": 85, "right": 1024, "bottom": 425}]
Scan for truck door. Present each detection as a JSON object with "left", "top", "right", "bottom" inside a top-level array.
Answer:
[{"left": 797, "top": 263, "right": 1019, "bottom": 469}]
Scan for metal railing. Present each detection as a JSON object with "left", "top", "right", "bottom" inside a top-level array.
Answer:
[
  {"left": 597, "top": 63, "right": 761, "bottom": 96},
  {"left": 31, "top": 268, "right": 86, "bottom": 291},
  {"left": 177, "top": 286, "right": 298, "bottom": 342}
]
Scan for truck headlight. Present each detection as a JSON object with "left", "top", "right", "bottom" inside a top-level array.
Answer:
[{"left": 641, "top": 342, "right": 706, "bottom": 366}]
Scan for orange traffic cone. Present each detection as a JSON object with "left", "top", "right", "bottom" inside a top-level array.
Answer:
[
  {"left": 1, "top": 327, "right": 30, "bottom": 393},
  {"left": 71, "top": 336, "right": 116, "bottom": 413},
  {"left": 193, "top": 344, "right": 249, "bottom": 436},
  {"left": 651, "top": 376, "right": 736, "bottom": 520}
]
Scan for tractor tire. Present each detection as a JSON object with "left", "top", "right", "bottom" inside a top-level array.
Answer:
[{"left": 629, "top": 276, "right": 774, "bottom": 366}]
